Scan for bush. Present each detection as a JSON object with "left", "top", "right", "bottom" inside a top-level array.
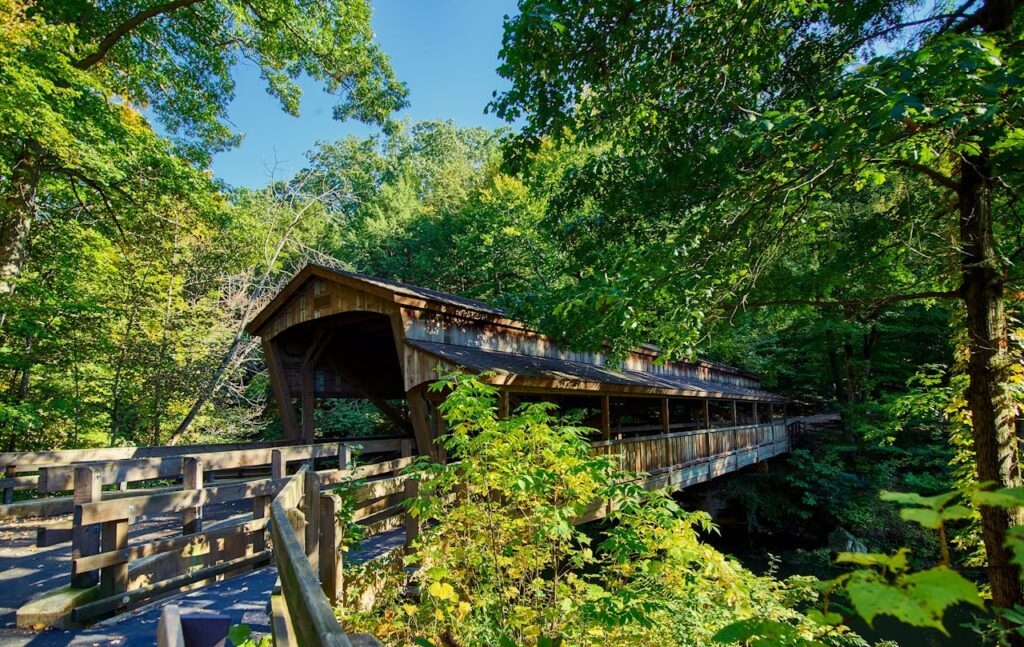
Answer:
[{"left": 338, "top": 372, "right": 863, "bottom": 646}]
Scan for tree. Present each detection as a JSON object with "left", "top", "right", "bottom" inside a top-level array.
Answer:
[
  {"left": 492, "top": 0, "right": 1024, "bottom": 623},
  {"left": 0, "top": 0, "right": 407, "bottom": 320}
]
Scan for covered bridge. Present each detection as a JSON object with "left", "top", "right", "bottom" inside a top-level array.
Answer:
[{"left": 245, "top": 264, "right": 789, "bottom": 460}]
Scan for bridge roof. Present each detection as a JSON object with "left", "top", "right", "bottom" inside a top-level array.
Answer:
[{"left": 247, "top": 263, "right": 783, "bottom": 402}]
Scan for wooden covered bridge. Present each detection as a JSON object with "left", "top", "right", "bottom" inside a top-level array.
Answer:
[
  {"left": 247, "top": 263, "right": 791, "bottom": 472},
  {"left": 0, "top": 264, "right": 795, "bottom": 645}
]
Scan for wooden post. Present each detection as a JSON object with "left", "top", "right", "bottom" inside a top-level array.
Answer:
[
  {"left": 271, "top": 449, "right": 285, "bottom": 480},
  {"left": 498, "top": 391, "right": 510, "bottom": 419},
  {"left": 182, "top": 457, "right": 203, "bottom": 536},
  {"left": 404, "top": 478, "right": 419, "bottom": 548},
  {"left": 400, "top": 439, "right": 413, "bottom": 458},
  {"left": 157, "top": 605, "right": 184, "bottom": 647},
  {"left": 319, "top": 493, "right": 342, "bottom": 604},
  {"left": 303, "top": 470, "right": 320, "bottom": 567},
  {"left": 600, "top": 395, "right": 611, "bottom": 441},
  {"left": 301, "top": 361, "right": 315, "bottom": 445},
  {"left": 408, "top": 389, "right": 438, "bottom": 461},
  {"left": 338, "top": 443, "right": 351, "bottom": 470},
  {"left": 704, "top": 399, "right": 711, "bottom": 430},
  {"left": 99, "top": 518, "right": 129, "bottom": 601},
  {"left": 262, "top": 338, "right": 300, "bottom": 441},
  {"left": 253, "top": 495, "right": 270, "bottom": 554},
  {"left": 732, "top": 401, "right": 738, "bottom": 426},
  {"left": 71, "top": 466, "right": 102, "bottom": 588},
  {"left": 3, "top": 464, "right": 15, "bottom": 504},
  {"left": 661, "top": 398, "right": 670, "bottom": 435}
]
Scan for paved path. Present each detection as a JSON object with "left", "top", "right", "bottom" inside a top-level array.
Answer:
[{"left": 0, "top": 506, "right": 406, "bottom": 647}]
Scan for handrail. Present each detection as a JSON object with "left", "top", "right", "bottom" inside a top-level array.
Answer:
[
  {"left": 590, "top": 421, "right": 785, "bottom": 448},
  {"left": 269, "top": 467, "right": 387, "bottom": 646}
]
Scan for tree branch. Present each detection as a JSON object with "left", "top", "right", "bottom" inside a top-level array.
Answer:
[
  {"left": 876, "top": 159, "right": 959, "bottom": 191},
  {"left": 737, "top": 289, "right": 960, "bottom": 309},
  {"left": 74, "top": 0, "right": 207, "bottom": 69}
]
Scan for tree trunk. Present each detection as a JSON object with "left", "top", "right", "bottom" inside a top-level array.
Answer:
[
  {"left": 0, "top": 143, "right": 43, "bottom": 328},
  {"left": 960, "top": 148, "right": 1024, "bottom": 622},
  {"left": 167, "top": 333, "right": 245, "bottom": 445},
  {"left": 960, "top": 1, "right": 1024, "bottom": 629}
]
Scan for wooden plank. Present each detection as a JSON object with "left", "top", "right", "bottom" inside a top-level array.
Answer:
[
  {"left": 37, "top": 523, "right": 73, "bottom": 547},
  {"left": 271, "top": 589, "right": 298, "bottom": 647},
  {"left": 38, "top": 457, "right": 182, "bottom": 494},
  {"left": 349, "top": 474, "right": 407, "bottom": 503},
  {"left": 0, "top": 481, "right": 183, "bottom": 521},
  {"left": 600, "top": 395, "right": 611, "bottom": 441},
  {"left": 35, "top": 440, "right": 372, "bottom": 492},
  {"left": 76, "top": 477, "right": 286, "bottom": 525},
  {"left": 182, "top": 457, "right": 203, "bottom": 535},
  {"left": 253, "top": 495, "right": 270, "bottom": 555},
  {"left": 3, "top": 464, "right": 16, "bottom": 503},
  {"left": 304, "top": 470, "right": 320, "bottom": 568},
  {"left": 0, "top": 473, "right": 38, "bottom": 491},
  {"left": 407, "top": 389, "right": 437, "bottom": 461},
  {"left": 0, "top": 440, "right": 292, "bottom": 469},
  {"left": 99, "top": 518, "right": 128, "bottom": 601},
  {"left": 74, "top": 551, "right": 271, "bottom": 622},
  {"left": 157, "top": 605, "right": 186, "bottom": 647},
  {"left": 71, "top": 467, "right": 102, "bottom": 588},
  {"left": 264, "top": 338, "right": 301, "bottom": 441},
  {"left": 301, "top": 359, "right": 316, "bottom": 444},
  {"left": 319, "top": 494, "right": 342, "bottom": 604},
  {"left": 403, "top": 478, "right": 419, "bottom": 548},
  {"left": 74, "top": 517, "right": 269, "bottom": 574},
  {"left": 316, "top": 456, "right": 414, "bottom": 488}
]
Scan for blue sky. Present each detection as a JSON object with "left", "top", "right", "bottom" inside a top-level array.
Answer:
[{"left": 212, "top": 0, "right": 519, "bottom": 188}]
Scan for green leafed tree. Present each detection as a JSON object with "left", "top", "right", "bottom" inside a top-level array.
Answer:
[
  {"left": 0, "top": 0, "right": 407, "bottom": 317},
  {"left": 492, "top": 0, "right": 1024, "bottom": 624}
]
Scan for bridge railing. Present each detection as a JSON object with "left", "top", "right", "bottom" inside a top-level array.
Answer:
[
  {"left": 591, "top": 421, "right": 790, "bottom": 477},
  {"left": 0, "top": 438, "right": 408, "bottom": 521},
  {"left": 268, "top": 461, "right": 421, "bottom": 646},
  {"left": 56, "top": 441, "right": 414, "bottom": 625}
]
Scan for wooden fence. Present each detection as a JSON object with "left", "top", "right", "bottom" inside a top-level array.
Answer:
[
  {"left": 0, "top": 437, "right": 409, "bottom": 520},
  {"left": 61, "top": 441, "right": 415, "bottom": 624}
]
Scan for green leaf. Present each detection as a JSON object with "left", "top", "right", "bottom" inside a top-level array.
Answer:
[
  {"left": 836, "top": 549, "right": 909, "bottom": 572},
  {"left": 972, "top": 487, "right": 1024, "bottom": 508},
  {"left": 228, "top": 624, "right": 252, "bottom": 646},
  {"left": 899, "top": 507, "right": 942, "bottom": 529}
]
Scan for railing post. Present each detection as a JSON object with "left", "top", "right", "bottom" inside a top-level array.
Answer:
[
  {"left": 4, "top": 464, "right": 15, "bottom": 504},
  {"left": 338, "top": 443, "right": 351, "bottom": 470},
  {"left": 303, "top": 469, "right": 320, "bottom": 568},
  {"left": 183, "top": 457, "right": 203, "bottom": 535},
  {"left": 404, "top": 477, "right": 420, "bottom": 548},
  {"left": 253, "top": 494, "right": 270, "bottom": 554},
  {"left": 319, "top": 493, "right": 342, "bottom": 604},
  {"left": 99, "top": 517, "right": 129, "bottom": 603},
  {"left": 600, "top": 395, "right": 611, "bottom": 442},
  {"left": 400, "top": 438, "right": 413, "bottom": 458},
  {"left": 71, "top": 466, "right": 102, "bottom": 588},
  {"left": 272, "top": 449, "right": 285, "bottom": 480}
]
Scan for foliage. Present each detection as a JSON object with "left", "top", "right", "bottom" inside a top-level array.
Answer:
[
  {"left": 227, "top": 624, "right": 271, "bottom": 647},
  {"left": 339, "top": 373, "right": 857, "bottom": 646}
]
